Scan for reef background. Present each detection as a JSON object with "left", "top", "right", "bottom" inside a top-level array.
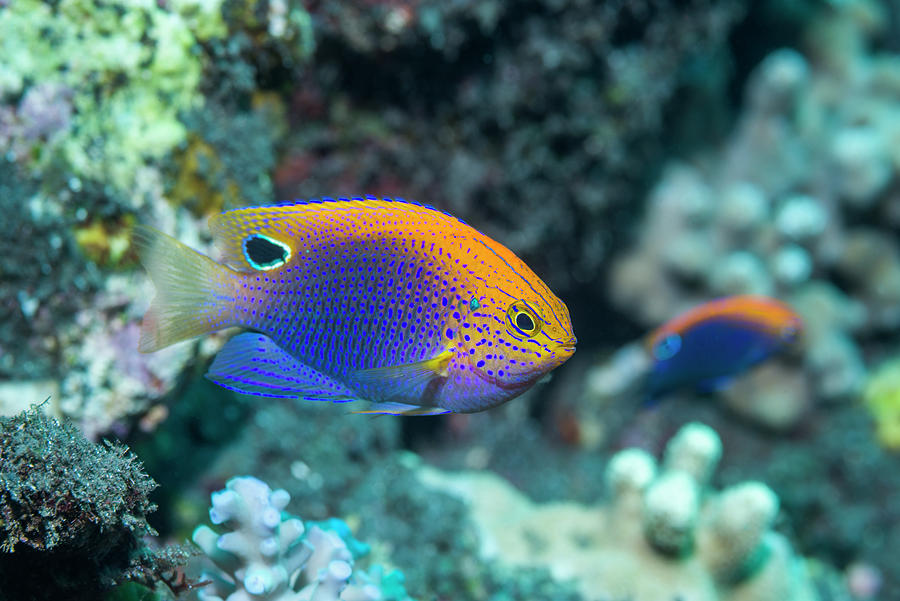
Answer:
[{"left": 2, "top": 1, "right": 899, "bottom": 600}]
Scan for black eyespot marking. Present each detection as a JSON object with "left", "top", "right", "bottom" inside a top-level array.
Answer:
[
  {"left": 515, "top": 312, "right": 535, "bottom": 332},
  {"left": 243, "top": 234, "right": 291, "bottom": 270}
]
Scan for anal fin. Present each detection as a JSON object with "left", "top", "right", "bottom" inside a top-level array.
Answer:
[
  {"left": 352, "top": 402, "right": 451, "bottom": 416},
  {"left": 206, "top": 333, "right": 359, "bottom": 402}
]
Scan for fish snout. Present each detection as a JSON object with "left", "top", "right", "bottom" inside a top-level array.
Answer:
[{"left": 560, "top": 336, "right": 577, "bottom": 352}]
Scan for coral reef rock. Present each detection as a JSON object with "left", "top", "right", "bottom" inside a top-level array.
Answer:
[{"left": 419, "top": 422, "right": 821, "bottom": 601}]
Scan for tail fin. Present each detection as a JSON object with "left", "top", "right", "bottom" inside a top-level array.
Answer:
[{"left": 134, "top": 226, "right": 237, "bottom": 352}]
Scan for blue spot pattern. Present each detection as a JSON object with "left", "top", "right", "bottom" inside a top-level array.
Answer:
[
  {"left": 203, "top": 197, "right": 575, "bottom": 412},
  {"left": 227, "top": 203, "right": 475, "bottom": 406}
]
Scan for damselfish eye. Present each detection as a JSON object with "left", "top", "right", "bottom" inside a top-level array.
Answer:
[
  {"left": 507, "top": 303, "right": 541, "bottom": 337},
  {"left": 516, "top": 312, "right": 534, "bottom": 331}
]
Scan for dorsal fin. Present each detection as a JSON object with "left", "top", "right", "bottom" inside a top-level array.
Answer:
[{"left": 208, "top": 197, "right": 468, "bottom": 272}]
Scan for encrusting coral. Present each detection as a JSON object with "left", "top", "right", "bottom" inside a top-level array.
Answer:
[
  {"left": 192, "top": 475, "right": 415, "bottom": 601},
  {"left": 418, "top": 422, "right": 818, "bottom": 601},
  {"left": 0, "top": 0, "right": 225, "bottom": 189},
  {"left": 0, "top": 0, "right": 232, "bottom": 434},
  {"left": 0, "top": 0, "right": 286, "bottom": 436}
]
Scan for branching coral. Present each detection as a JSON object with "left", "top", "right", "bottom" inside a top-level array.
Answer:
[
  {"left": 192, "top": 475, "right": 415, "bottom": 601},
  {"left": 419, "top": 422, "right": 820, "bottom": 601},
  {"left": 170, "top": 401, "right": 585, "bottom": 601}
]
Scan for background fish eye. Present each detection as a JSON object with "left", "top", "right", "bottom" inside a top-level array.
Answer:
[{"left": 653, "top": 333, "right": 682, "bottom": 361}]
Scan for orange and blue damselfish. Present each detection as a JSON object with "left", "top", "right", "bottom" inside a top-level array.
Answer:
[
  {"left": 644, "top": 295, "right": 802, "bottom": 398},
  {"left": 136, "top": 197, "right": 576, "bottom": 415}
]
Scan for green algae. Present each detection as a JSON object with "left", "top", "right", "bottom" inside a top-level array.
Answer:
[
  {"left": 864, "top": 356, "right": 900, "bottom": 450},
  {"left": 0, "top": 0, "right": 225, "bottom": 192}
]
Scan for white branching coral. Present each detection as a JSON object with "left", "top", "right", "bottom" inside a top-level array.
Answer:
[
  {"left": 192, "top": 476, "right": 411, "bottom": 601},
  {"left": 418, "top": 422, "right": 817, "bottom": 601}
]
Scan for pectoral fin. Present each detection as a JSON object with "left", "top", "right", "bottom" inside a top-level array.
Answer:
[{"left": 351, "top": 349, "right": 454, "bottom": 406}]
